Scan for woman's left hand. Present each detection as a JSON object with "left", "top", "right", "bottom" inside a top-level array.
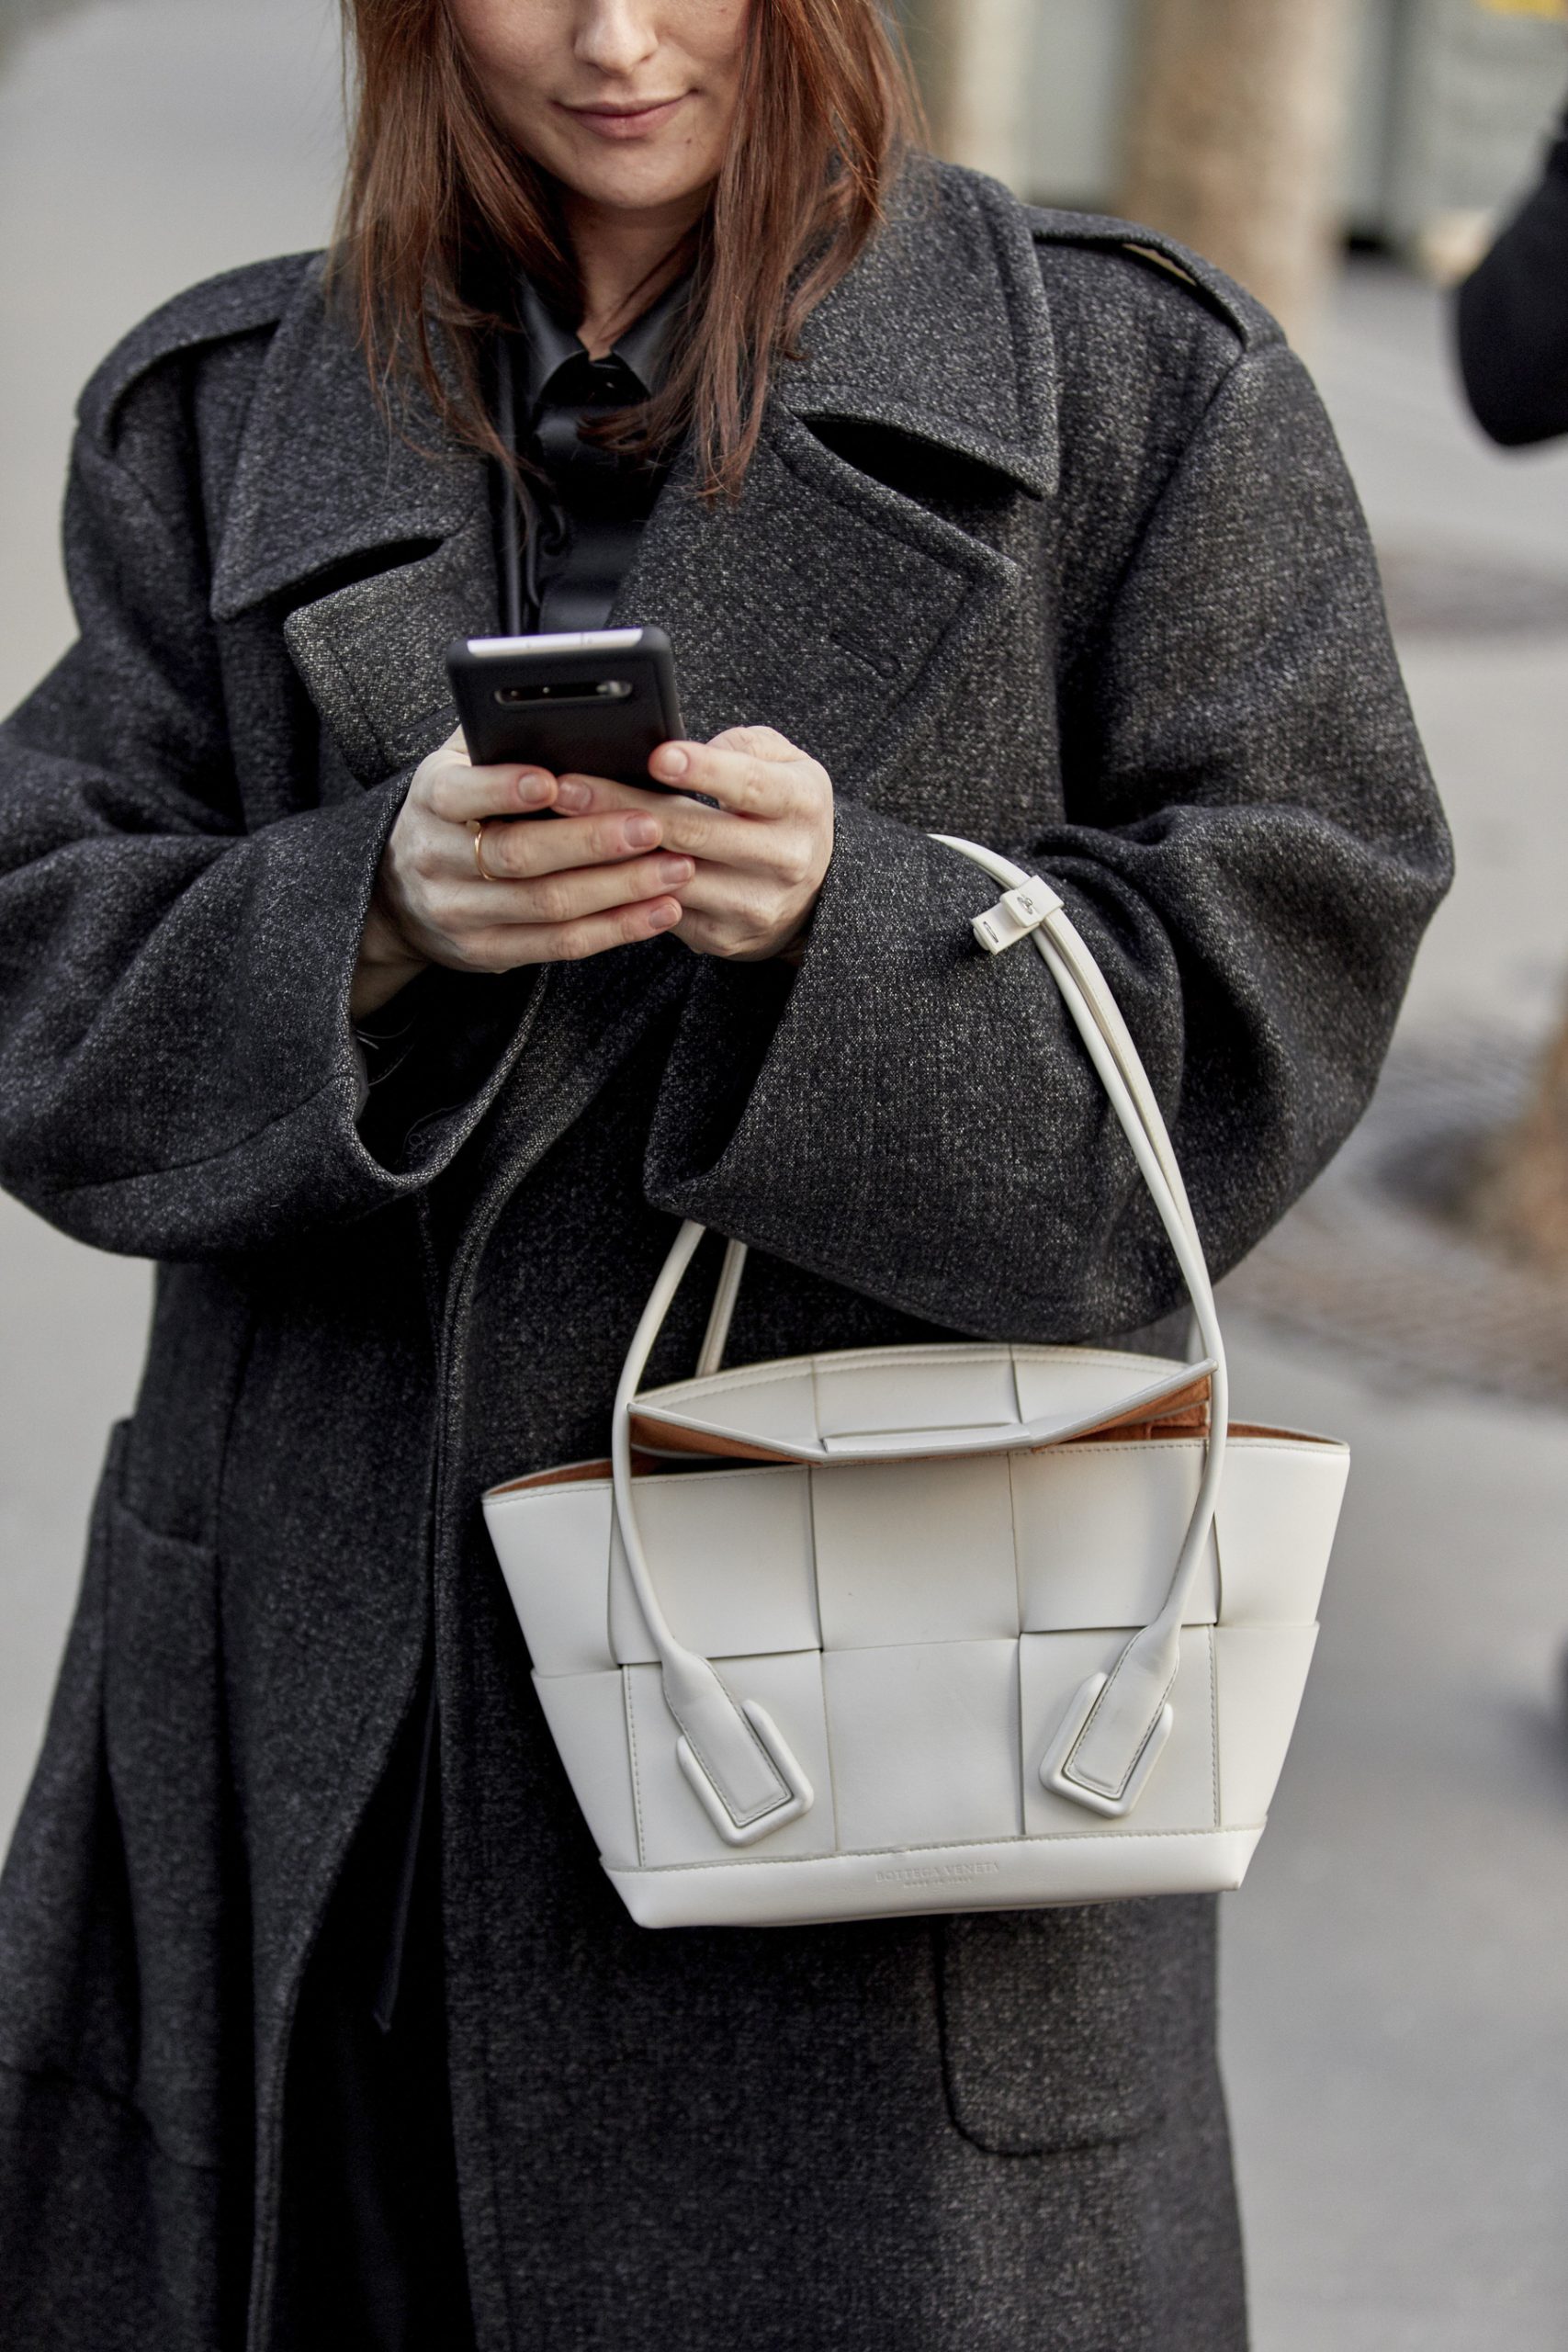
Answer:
[{"left": 551, "top": 726, "right": 833, "bottom": 962}]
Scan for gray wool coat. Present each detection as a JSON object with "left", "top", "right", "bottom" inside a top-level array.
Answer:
[{"left": 0, "top": 163, "right": 1449, "bottom": 2351}]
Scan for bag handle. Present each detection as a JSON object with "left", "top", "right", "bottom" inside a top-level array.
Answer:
[
  {"left": 611, "top": 837, "right": 1229, "bottom": 1839},
  {"left": 935, "top": 839, "right": 1229, "bottom": 1818},
  {"left": 612, "top": 1226, "right": 817, "bottom": 1848}
]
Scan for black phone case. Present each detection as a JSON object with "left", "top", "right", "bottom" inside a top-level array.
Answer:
[{"left": 446, "top": 627, "right": 684, "bottom": 790}]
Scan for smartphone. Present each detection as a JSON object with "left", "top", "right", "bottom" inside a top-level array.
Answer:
[{"left": 446, "top": 626, "right": 684, "bottom": 794}]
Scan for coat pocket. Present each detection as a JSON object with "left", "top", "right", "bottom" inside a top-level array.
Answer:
[
  {"left": 0, "top": 1422, "right": 135, "bottom": 2091},
  {"left": 102, "top": 1447, "right": 241, "bottom": 2172},
  {"left": 935, "top": 1897, "right": 1217, "bottom": 2156},
  {"left": 0, "top": 2064, "right": 230, "bottom": 2352}
]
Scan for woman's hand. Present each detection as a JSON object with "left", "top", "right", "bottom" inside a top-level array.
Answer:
[
  {"left": 555, "top": 726, "right": 834, "bottom": 965},
  {"left": 352, "top": 723, "right": 832, "bottom": 1018},
  {"left": 351, "top": 727, "right": 697, "bottom": 1017}
]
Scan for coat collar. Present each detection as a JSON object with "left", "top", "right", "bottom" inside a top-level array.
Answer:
[
  {"left": 228, "top": 164, "right": 1055, "bottom": 793},
  {"left": 209, "top": 270, "right": 482, "bottom": 625},
  {"left": 210, "top": 163, "right": 1056, "bottom": 628},
  {"left": 775, "top": 162, "right": 1058, "bottom": 498}
]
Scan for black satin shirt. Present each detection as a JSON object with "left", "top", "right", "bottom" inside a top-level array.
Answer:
[{"left": 508, "top": 273, "right": 687, "bottom": 630}]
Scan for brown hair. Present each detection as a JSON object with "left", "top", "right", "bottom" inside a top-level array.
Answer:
[{"left": 332, "top": 0, "right": 921, "bottom": 499}]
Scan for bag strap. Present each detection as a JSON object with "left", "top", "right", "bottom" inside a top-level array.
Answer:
[
  {"left": 938, "top": 839, "right": 1229, "bottom": 1818},
  {"left": 611, "top": 836, "right": 1230, "bottom": 1839}
]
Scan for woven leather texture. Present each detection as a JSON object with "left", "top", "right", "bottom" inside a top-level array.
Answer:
[{"left": 485, "top": 1405, "right": 1345, "bottom": 1924}]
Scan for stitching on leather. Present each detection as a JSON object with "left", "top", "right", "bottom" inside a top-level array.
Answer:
[
  {"left": 587, "top": 1609, "right": 1259, "bottom": 1675},
  {"left": 1005, "top": 1453, "right": 1026, "bottom": 1639},
  {"left": 653, "top": 1361, "right": 815, "bottom": 1399},
  {"left": 622, "top": 1668, "right": 647, "bottom": 1867},
  {"left": 1030, "top": 1440, "right": 1202, "bottom": 1461},
  {"left": 534, "top": 1622, "right": 1236, "bottom": 1680},
  {"left": 817, "top": 1662, "right": 843, "bottom": 1853},
  {"left": 1063, "top": 1639, "right": 1181, "bottom": 1797},
  {"left": 617, "top": 1826, "right": 1264, "bottom": 1874},
  {"left": 506, "top": 1463, "right": 807, "bottom": 1502},
  {"left": 1010, "top": 1640, "right": 1029, "bottom": 1837},
  {"left": 804, "top": 1482, "right": 843, "bottom": 1849},
  {"left": 1208, "top": 1628, "right": 1222, "bottom": 1828},
  {"left": 674, "top": 1662, "right": 792, "bottom": 1827},
  {"left": 614, "top": 1430, "right": 1337, "bottom": 1474},
  {"left": 818, "top": 1348, "right": 1016, "bottom": 1374},
  {"left": 654, "top": 1344, "right": 1179, "bottom": 1398},
  {"left": 506, "top": 1438, "right": 1335, "bottom": 1491}
]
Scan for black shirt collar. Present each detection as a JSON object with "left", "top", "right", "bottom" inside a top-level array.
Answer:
[{"left": 515, "top": 271, "right": 688, "bottom": 412}]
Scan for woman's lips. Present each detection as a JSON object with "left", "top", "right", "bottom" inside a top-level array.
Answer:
[{"left": 561, "top": 96, "right": 690, "bottom": 140}]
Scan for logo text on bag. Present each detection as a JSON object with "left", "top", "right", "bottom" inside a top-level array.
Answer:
[{"left": 875, "top": 1859, "right": 1002, "bottom": 1889}]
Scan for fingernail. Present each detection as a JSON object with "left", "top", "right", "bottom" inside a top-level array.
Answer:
[
  {"left": 554, "top": 778, "right": 590, "bottom": 811},
  {"left": 626, "top": 816, "right": 660, "bottom": 849},
  {"left": 516, "top": 770, "right": 551, "bottom": 805},
  {"left": 648, "top": 900, "right": 680, "bottom": 930},
  {"left": 656, "top": 746, "right": 689, "bottom": 780},
  {"left": 660, "top": 856, "right": 694, "bottom": 885}
]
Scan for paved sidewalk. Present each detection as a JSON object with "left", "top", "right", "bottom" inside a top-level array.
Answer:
[
  {"left": 1218, "top": 1331, "right": 1568, "bottom": 2350},
  {"left": 1219, "top": 258, "right": 1568, "bottom": 2352},
  {"left": 3, "top": 8, "right": 1568, "bottom": 2347}
]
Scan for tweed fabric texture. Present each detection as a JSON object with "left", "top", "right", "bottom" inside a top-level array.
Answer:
[{"left": 0, "top": 163, "right": 1449, "bottom": 2348}]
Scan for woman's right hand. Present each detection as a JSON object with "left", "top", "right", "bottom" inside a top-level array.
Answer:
[{"left": 351, "top": 728, "right": 694, "bottom": 1017}]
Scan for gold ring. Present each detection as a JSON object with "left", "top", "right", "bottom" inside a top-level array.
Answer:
[{"left": 470, "top": 820, "right": 495, "bottom": 881}]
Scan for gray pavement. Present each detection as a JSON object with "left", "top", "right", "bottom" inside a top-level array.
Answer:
[
  {"left": 1215, "top": 264, "right": 1568, "bottom": 2350},
  {"left": 3, "top": 8, "right": 1568, "bottom": 2347}
]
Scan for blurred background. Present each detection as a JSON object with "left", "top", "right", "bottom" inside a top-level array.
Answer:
[{"left": 3, "top": 2, "right": 1567, "bottom": 2346}]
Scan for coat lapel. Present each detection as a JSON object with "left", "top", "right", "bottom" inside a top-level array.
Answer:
[
  {"left": 209, "top": 260, "right": 493, "bottom": 784},
  {"left": 608, "top": 413, "right": 1017, "bottom": 791},
  {"left": 779, "top": 161, "right": 1058, "bottom": 496},
  {"left": 209, "top": 166, "right": 1058, "bottom": 794},
  {"left": 611, "top": 166, "right": 1058, "bottom": 793},
  {"left": 278, "top": 517, "right": 494, "bottom": 784}
]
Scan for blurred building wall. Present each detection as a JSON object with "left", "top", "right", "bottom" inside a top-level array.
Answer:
[
  {"left": 1382, "top": 0, "right": 1565, "bottom": 241},
  {"left": 17, "top": 0, "right": 1557, "bottom": 250},
  {"left": 0, "top": 0, "right": 84, "bottom": 47},
  {"left": 983, "top": 0, "right": 1563, "bottom": 240}
]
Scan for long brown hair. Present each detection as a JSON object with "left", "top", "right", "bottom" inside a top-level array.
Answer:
[{"left": 332, "top": 0, "right": 921, "bottom": 499}]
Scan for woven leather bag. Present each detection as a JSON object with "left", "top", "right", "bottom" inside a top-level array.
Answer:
[{"left": 484, "top": 836, "right": 1348, "bottom": 1928}]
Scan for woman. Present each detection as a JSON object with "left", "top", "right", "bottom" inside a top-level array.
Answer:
[{"left": 0, "top": 0, "right": 1448, "bottom": 2344}]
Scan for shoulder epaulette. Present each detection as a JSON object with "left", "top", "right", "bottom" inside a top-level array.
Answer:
[{"left": 1026, "top": 209, "right": 1281, "bottom": 355}]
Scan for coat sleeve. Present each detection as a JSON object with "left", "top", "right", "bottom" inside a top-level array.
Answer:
[
  {"left": 643, "top": 340, "right": 1452, "bottom": 1342},
  {"left": 1456, "top": 105, "right": 1568, "bottom": 448},
  {"left": 0, "top": 415, "right": 538, "bottom": 1259}
]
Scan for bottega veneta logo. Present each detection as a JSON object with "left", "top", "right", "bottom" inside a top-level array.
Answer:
[{"left": 875, "top": 1858, "right": 1001, "bottom": 1889}]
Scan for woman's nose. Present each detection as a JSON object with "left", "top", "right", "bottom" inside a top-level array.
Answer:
[{"left": 572, "top": 0, "right": 661, "bottom": 75}]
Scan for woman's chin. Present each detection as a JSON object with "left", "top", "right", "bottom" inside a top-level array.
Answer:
[
  {"left": 550, "top": 157, "right": 715, "bottom": 225},
  {"left": 517, "top": 120, "right": 716, "bottom": 222}
]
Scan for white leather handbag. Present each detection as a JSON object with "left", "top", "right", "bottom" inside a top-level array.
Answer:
[{"left": 484, "top": 836, "right": 1348, "bottom": 1929}]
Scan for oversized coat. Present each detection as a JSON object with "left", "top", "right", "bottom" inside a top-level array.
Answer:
[{"left": 0, "top": 164, "right": 1450, "bottom": 2351}]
